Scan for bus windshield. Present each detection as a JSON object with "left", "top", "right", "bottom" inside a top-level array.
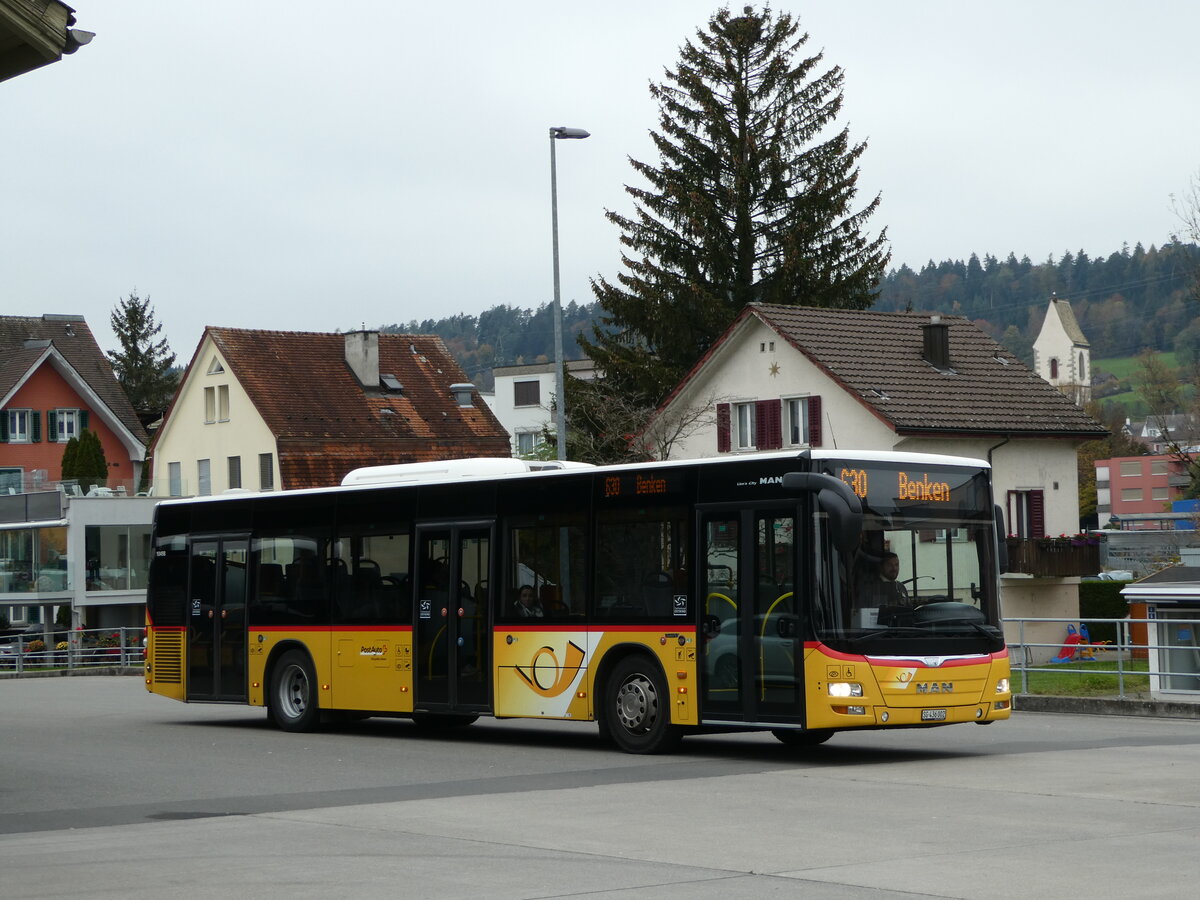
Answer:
[{"left": 813, "top": 461, "right": 1004, "bottom": 657}]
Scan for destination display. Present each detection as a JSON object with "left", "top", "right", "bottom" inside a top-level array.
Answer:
[
  {"left": 598, "top": 470, "right": 685, "bottom": 502},
  {"left": 821, "top": 460, "right": 988, "bottom": 514}
]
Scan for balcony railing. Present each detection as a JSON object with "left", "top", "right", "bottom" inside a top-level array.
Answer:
[{"left": 1005, "top": 537, "right": 1101, "bottom": 577}]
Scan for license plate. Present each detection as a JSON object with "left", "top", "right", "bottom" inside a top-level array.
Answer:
[{"left": 921, "top": 708, "right": 947, "bottom": 721}]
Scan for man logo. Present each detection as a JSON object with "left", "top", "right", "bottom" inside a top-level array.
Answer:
[{"left": 916, "top": 682, "right": 953, "bottom": 694}]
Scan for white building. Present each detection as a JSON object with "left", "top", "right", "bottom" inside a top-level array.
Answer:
[{"left": 487, "top": 359, "right": 596, "bottom": 456}]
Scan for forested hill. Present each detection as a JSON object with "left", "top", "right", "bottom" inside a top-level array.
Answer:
[
  {"left": 377, "top": 242, "right": 1200, "bottom": 389},
  {"left": 380, "top": 300, "right": 598, "bottom": 391},
  {"left": 875, "top": 242, "right": 1200, "bottom": 363}
]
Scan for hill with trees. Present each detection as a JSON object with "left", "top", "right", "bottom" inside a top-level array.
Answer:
[
  {"left": 874, "top": 242, "right": 1200, "bottom": 365},
  {"left": 374, "top": 240, "right": 1200, "bottom": 394}
]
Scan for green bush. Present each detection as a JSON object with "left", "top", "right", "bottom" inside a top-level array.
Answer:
[{"left": 1080, "top": 581, "right": 1131, "bottom": 644}]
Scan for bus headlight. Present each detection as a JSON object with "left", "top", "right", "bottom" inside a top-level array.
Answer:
[
  {"left": 829, "top": 682, "right": 863, "bottom": 698},
  {"left": 995, "top": 678, "right": 1010, "bottom": 694}
]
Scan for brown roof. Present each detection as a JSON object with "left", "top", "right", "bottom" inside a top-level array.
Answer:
[
  {"left": 0, "top": 315, "right": 148, "bottom": 444},
  {"left": 197, "top": 328, "right": 511, "bottom": 488},
  {"left": 691, "top": 305, "right": 1107, "bottom": 438}
]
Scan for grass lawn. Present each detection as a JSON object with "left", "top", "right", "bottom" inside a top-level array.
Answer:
[
  {"left": 1093, "top": 353, "right": 1179, "bottom": 381},
  {"left": 1014, "top": 658, "right": 1150, "bottom": 696}
]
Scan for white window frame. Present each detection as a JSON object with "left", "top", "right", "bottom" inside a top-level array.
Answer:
[
  {"left": 733, "top": 401, "right": 756, "bottom": 451},
  {"left": 784, "top": 397, "right": 809, "bottom": 447},
  {"left": 6, "top": 409, "right": 31, "bottom": 443},
  {"left": 197, "top": 459, "right": 211, "bottom": 496},
  {"left": 217, "top": 385, "right": 230, "bottom": 422},
  {"left": 53, "top": 409, "right": 79, "bottom": 442},
  {"left": 515, "top": 430, "right": 540, "bottom": 455},
  {"left": 204, "top": 387, "right": 216, "bottom": 424},
  {"left": 168, "top": 462, "right": 182, "bottom": 497}
]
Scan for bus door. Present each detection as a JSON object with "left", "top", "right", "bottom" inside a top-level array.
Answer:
[
  {"left": 698, "top": 507, "right": 802, "bottom": 724},
  {"left": 186, "top": 537, "right": 249, "bottom": 702},
  {"left": 413, "top": 522, "right": 492, "bottom": 711}
]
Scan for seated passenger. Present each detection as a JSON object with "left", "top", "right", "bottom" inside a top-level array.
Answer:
[{"left": 514, "top": 584, "right": 544, "bottom": 618}]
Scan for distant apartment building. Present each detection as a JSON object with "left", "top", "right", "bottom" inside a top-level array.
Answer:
[
  {"left": 485, "top": 359, "right": 596, "bottom": 456},
  {"left": 1096, "top": 454, "right": 1191, "bottom": 529}
]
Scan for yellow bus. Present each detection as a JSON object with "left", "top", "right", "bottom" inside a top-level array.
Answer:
[{"left": 144, "top": 450, "right": 1012, "bottom": 753}]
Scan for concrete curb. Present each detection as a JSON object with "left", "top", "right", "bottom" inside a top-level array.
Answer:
[{"left": 1016, "top": 693, "right": 1200, "bottom": 719}]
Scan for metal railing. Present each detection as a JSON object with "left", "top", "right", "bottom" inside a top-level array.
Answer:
[
  {"left": 0, "top": 626, "right": 145, "bottom": 674},
  {"left": 1004, "top": 614, "right": 1200, "bottom": 700}
]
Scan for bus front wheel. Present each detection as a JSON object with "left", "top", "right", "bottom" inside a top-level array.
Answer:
[
  {"left": 603, "top": 655, "right": 682, "bottom": 755},
  {"left": 269, "top": 650, "right": 320, "bottom": 732}
]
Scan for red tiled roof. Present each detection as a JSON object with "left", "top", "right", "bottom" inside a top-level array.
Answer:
[
  {"left": 0, "top": 315, "right": 148, "bottom": 444},
  {"left": 201, "top": 328, "right": 511, "bottom": 488}
]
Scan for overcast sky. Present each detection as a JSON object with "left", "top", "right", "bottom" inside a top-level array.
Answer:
[{"left": 4, "top": 1, "right": 1199, "bottom": 362}]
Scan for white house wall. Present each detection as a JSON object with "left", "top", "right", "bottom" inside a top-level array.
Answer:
[
  {"left": 668, "top": 318, "right": 894, "bottom": 459},
  {"left": 152, "top": 337, "right": 279, "bottom": 495},
  {"left": 491, "top": 369, "right": 556, "bottom": 455},
  {"left": 893, "top": 436, "right": 1081, "bottom": 538}
]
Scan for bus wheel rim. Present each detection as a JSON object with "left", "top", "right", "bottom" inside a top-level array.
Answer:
[
  {"left": 615, "top": 674, "right": 658, "bottom": 733},
  {"left": 280, "top": 666, "right": 308, "bottom": 719}
]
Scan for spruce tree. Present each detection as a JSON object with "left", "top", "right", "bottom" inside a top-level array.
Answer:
[
  {"left": 108, "top": 292, "right": 178, "bottom": 423},
  {"left": 61, "top": 430, "right": 108, "bottom": 493},
  {"left": 578, "top": 4, "right": 890, "bottom": 415}
]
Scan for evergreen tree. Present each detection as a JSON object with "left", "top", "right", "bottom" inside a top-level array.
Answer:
[
  {"left": 108, "top": 292, "right": 178, "bottom": 423},
  {"left": 579, "top": 4, "right": 890, "bottom": 412},
  {"left": 61, "top": 430, "right": 108, "bottom": 493}
]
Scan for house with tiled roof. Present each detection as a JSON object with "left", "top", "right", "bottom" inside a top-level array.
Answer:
[
  {"left": 151, "top": 328, "right": 512, "bottom": 495},
  {"left": 1033, "top": 297, "right": 1091, "bottom": 405},
  {"left": 1, "top": 314, "right": 148, "bottom": 493},
  {"left": 649, "top": 304, "right": 1109, "bottom": 657}
]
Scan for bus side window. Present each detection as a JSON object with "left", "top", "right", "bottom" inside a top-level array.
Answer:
[{"left": 594, "top": 509, "right": 688, "bottom": 621}]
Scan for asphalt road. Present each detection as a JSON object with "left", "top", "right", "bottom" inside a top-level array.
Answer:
[{"left": 2, "top": 676, "right": 1199, "bottom": 899}]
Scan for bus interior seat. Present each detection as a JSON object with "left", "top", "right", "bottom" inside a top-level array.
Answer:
[
  {"left": 643, "top": 572, "right": 674, "bottom": 616},
  {"left": 258, "top": 563, "right": 285, "bottom": 598}
]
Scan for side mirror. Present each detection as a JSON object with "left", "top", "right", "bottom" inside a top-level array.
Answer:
[{"left": 783, "top": 472, "right": 863, "bottom": 555}]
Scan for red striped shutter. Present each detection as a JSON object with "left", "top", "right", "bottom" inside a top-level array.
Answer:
[
  {"left": 716, "top": 403, "right": 731, "bottom": 453},
  {"left": 807, "top": 396, "right": 822, "bottom": 447},
  {"left": 756, "top": 400, "right": 782, "bottom": 450},
  {"left": 1030, "top": 489, "right": 1045, "bottom": 538}
]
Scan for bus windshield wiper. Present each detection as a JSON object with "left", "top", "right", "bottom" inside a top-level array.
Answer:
[{"left": 851, "top": 626, "right": 929, "bottom": 642}]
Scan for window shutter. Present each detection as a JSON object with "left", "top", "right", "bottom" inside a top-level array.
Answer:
[
  {"left": 806, "top": 396, "right": 822, "bottom": 447},
  {"left": 0, "top": 413, "right": 7, "bottom": 443},
  {"left": 30, "top": 411, "right": 40, "bottom": 443},
  {"left": 755, "top": 400, "right": 782, "bottom": 450},
  {"left": 47, "top": 411, "right": 58, "bottom": 442},
  {"left": 79, "top": 410, "right": 89, "bottom": 431},
  {"left": 716, "top": 403, "right": 731, "bottom": 453},
  {"left": 1030, "top": 489, "right": 1045, "bottom": 538}
]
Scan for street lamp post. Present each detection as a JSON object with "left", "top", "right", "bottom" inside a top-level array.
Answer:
[{"left": 549, "top": 125, "right": 589, "bottom": 461}]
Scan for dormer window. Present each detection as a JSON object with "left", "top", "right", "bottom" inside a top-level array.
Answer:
[{"left": 381, "top": 374, "right": 404, "bottom": 392}]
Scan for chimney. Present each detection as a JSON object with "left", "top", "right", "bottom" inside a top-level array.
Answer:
[
  {"left": 345, "top": 331, "right": 380, "bottom": 388},
  {"left": 922, "top": 315, "right": 951, "bottom": 371}
]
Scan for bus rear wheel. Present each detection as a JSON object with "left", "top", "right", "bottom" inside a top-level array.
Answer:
[
  {"left": 772, "top": 728, "right": 834, "bottom": 747},
  {"left": 604, "top": 655, "right": 682, "bottom": 755},
  {"left": 269, "top": 650, "right": 320, "bottom": 733}
]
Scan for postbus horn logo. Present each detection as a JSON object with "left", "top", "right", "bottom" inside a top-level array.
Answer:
[{"left": 515, "top": 641, "right": 586, "bottom": 697}]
